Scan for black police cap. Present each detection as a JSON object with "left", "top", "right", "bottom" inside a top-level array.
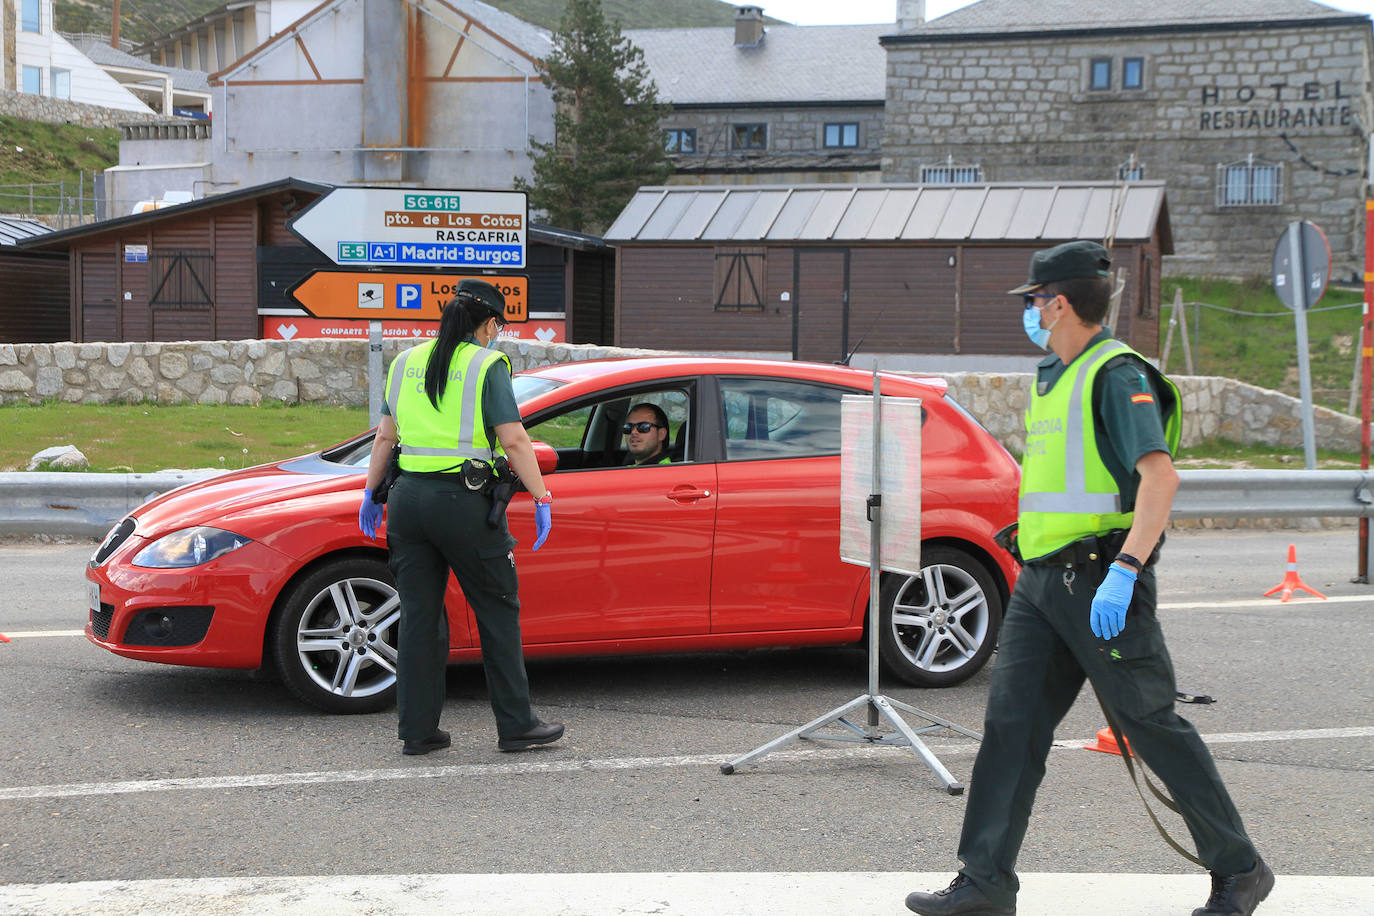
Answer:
[{"left": 455, "top": 278, "right": 506, "bottom": 321}]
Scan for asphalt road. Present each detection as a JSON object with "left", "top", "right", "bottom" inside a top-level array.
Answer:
[{"left": 0, "top": 529, "right": 1371, "bottom": 911}]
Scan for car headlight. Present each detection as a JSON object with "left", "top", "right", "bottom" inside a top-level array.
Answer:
[{"left": 131, "top": 527, "right": 253, "bottom": 569}]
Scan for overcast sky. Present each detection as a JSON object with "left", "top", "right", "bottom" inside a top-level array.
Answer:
[{"left": 763, "top": 0, "right": 1374, "bottom": 25}]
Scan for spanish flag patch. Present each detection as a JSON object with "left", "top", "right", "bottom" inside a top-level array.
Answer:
[{"left": 1130, "top": 392, "right": 1155, "bottom": 405}]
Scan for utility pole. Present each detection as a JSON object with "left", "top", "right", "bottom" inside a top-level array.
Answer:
[{"left": 111, "top": 0, "right": 120, "bottom": 48}]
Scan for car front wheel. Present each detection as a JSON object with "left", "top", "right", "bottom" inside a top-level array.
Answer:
[
  {"left": 272, "top": 557, "right": 400, "bottom": 714},
  {"left": 878, "top": 545, "right": 1002, "bottom": 688}
]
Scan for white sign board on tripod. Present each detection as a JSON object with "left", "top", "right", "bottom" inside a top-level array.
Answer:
[{"left": 840, "top": 394, "right": 922, "bottom": 577}]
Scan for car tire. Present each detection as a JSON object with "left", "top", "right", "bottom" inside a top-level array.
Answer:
[
  {"left": 272, "top": 557, "right": 401, "bottom": 714},
  {"left": 878, "top": 545, "right": 1002, "bottom": 688}
]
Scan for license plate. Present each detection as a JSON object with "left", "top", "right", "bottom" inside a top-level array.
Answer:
[{"left": 88, "top": 580, "right": 101, "bottom": 615}]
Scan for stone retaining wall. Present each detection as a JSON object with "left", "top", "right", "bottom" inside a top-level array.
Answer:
[
  {"left": 0, "top": 338, "right": 1365, "bottom": 453},
  {"left": 0, "top": 89, "right": 162, "bottom": 128}
]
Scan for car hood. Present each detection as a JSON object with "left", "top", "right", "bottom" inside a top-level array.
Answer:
[{"left": 132, "top": 456, "right": 361, "bottom": 540}]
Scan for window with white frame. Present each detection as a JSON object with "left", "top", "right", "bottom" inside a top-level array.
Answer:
[
  {"left": 21, "top": 0, "right": 40, "bottom": 32},
  {"left": 921, "top": 161, "right": 983, "bottom": 183},
  {"left": 823, "top": 122, "right": 859, "bottom": 148},
  {"left": 22, "top": 66, "right": 42, "bottom": 95},
  {"left": 51, "top": 69, "right": 71, "bottom": 100},
  {"left": 1217, "top": 156, "right": 1282, "bottom": 207}
]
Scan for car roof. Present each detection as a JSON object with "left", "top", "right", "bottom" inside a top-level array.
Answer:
[{"left": 518, "top": 356, "right": 949, "bottom": 396}]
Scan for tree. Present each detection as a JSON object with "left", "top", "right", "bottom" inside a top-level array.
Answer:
[{"left": 517, "top": 0, "right": 671, "bottom": 234}]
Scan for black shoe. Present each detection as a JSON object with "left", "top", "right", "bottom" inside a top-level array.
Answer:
[
  {"left": 401, "top": 730, "right": 451, "bottom": 756},
  {"left": 905, "top": 874, "right": 1015, "bottom": 915},
  {"left": 497, "top": 719, "right": 564, "bottom": 752},
  {"left": 1193, "top": 856, "right": 1275, "bottom": 915}
]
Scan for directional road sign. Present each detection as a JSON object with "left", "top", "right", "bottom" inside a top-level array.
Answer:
[
  {"left": 287, "top": 271, "right": 528, "bottom": 322},
  {"left": 288, "top": 188, "right": 528, "bottom": 269}
]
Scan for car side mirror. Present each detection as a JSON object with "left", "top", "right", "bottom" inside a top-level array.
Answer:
[{"left": 530, "top": 440, "right": 558, "bottom": 474}]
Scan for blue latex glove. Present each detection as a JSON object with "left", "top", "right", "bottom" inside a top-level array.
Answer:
[
  {"left": 358, "top": 488, "right": 383, "bottom": 539},
  {"left": 532, "top": 502, "right": 552, "bottom": 551},
  {"left": 1090, "top": 563, "right": 1137, "bottom": 640}
]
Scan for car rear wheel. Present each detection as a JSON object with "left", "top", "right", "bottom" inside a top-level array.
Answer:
[
  {"left": 878, "top": 545, "right": 1002, "bottom": 688},
  {"left": 273, "top": 557, "right": 400, "bottom": 714}
]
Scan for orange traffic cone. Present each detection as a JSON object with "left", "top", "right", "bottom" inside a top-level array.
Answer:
[
  {"left": 1263, "top": 544, "right": 1327, "bottom": 603},
  {"left": 1085, "top": 726, "right": 1132, "bottom": 756}
]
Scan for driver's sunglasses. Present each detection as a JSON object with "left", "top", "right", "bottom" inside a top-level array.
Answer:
[
  {"left": 1022, "top": 292, "right": 1056, "bottom": 309},
  {"left": 622, "top": 421, "right": 664, "bottom": 434}
]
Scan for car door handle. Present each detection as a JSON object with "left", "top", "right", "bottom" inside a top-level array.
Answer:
[{"left": 667, "top": 486, "right": 712, "bottom": 503}]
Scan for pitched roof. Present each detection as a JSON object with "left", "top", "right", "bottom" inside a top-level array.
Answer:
[
  {"left": 902, "top": 0, "right": 1364, "bottom": 36},
  {"left": 0, "top": 217, "right": 54, "bottom": 246},
  {"left": 624, "top": 24, "right": 889, "bottom": 105},
  {"left": 70, "top": 38, "right": 211, "bottom": 93},
  {"left": 605, "top": 181, "right": 1171, "bottom": 251}
]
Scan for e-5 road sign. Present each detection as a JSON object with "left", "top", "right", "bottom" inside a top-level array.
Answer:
[
  {"left": 287, "top": 271, "right": 528, "bottom": 322},
  {"left": 288, "top": 188, "right": 528, "bottom": 269}
]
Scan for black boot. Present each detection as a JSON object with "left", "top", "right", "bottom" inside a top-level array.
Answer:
[
  {"left": 1193, "top": 856, "right": 1275, "bottom": 916},
  {"left": 905, "top": 874, "right": 1015, "bottom": 915}
]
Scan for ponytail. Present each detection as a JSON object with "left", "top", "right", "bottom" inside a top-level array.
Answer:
[{"left": 424, "top": 294, "right": 485, "bottom": 408}]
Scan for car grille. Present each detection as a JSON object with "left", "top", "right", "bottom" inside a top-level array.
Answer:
[
  {"left": 92, "top": 517, "right": 136, "bottom": 566},
  {"left": 90, "top": 602, "right": 113, "bottom": 640}
]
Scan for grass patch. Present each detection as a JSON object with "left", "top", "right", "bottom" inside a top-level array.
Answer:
[
  {"left": 0, "top": 116, "right": 118, "bottom": 216},
  {"left": 1, "top": 403, "right": 368, "bottom": 473},
  {"left": 1175, "top": 438, "right": 1362, "bottom": 469},
  {"left": 1160, "top": 276, "right": 1366, "bottom": 412}
]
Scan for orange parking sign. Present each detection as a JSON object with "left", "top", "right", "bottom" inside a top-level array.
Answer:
[{"left": 287, "top": 271, "right": 528, "bottom": 322}]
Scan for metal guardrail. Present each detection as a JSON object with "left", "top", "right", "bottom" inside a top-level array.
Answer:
[
  {"left": 0, "top": 468, "right": 1371, "bottom": 538},
  {"left": 0, "top": 470, "right": 222, "bottom": 537}
]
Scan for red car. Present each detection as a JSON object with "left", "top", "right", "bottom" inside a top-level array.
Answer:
[{"left": 86, "top": 357, "right": 1019, "bottom": 713}]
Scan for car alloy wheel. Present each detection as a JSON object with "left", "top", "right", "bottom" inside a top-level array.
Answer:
[
  {"left": 273, "top": 557, "right": 400, "bottom": 713},
  {"left": 878, "top": 545, "right": 1002, "bottom": 688}
]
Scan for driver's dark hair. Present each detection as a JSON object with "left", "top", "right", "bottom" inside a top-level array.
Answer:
[
  {"left": 425, "top": 293, "right": 495, "bottom": 409},
  {"left": 1043, "top": 275, "right": 1112, "bottom": 325}
]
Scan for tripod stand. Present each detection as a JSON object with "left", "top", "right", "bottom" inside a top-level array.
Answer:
[{"left": 719, "top": 377, "right": 980, "bottom": 794}]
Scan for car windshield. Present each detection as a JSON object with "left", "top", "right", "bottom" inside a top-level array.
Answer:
[{"left": 512, "top": 375, "right": 563, "bottom": 405}]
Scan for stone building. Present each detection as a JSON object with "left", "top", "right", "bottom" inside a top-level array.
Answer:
[{"left": 881, "top": 0, "right": 1374, "bottom": 278}]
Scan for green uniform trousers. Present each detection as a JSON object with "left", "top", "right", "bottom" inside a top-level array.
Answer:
[
  {"left": 957, "top": 560, "right": 1256, "bottom": 908},
  {"left": 385, "top": 473, "right": 538, "bottom": 742}
]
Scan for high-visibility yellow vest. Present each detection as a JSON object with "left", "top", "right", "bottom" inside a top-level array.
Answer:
[
  {"left": 384, "top": 339, "right": 510, "bottom": 473},
  {"left": 1017, "top": 338, "right": 1181, "bottom": 561}
]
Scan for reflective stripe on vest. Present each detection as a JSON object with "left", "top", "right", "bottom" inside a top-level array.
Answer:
[
  {"left": 385, "top": 340, "right": 510, "bottom": 472},
  {"left": 1017, "top": 338, "right": 1180, "bottom": 561}
]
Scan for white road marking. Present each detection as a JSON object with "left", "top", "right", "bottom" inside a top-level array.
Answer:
[
  {"left": 1159, "top": 594, "right": 1372, "bottom": 610},
  {"left": 0, "top": 871, "right": 1370, "bottom": 916},
  {"left": 1, "top": 726, "right": 1370, "bottom": 803},
  {"left": 0, "top": 628, "right": 85, "bottom": 638}
]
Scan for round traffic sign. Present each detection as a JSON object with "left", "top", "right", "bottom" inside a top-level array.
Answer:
[{"left": 1271, "top": 220, "right": 1331, "bottom": 311}]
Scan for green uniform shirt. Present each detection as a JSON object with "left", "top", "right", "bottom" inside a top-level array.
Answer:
[{"left": 1034, "top": 329, "right": 1171, "bottom": 511}]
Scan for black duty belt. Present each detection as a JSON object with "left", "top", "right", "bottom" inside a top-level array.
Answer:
[{"left": 1025, "top": 530, "right": 1164, "bottom": 569}]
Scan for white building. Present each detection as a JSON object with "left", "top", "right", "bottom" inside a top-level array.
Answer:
[{"left": 7, "top": 0, "right": 155, "bottom": 112}]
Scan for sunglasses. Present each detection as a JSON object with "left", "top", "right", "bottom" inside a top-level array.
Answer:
[
  {"left": 1022, "top": 292, "right": 1057, "bottom": 308},
  {"left": 622, "top": 421, "right": 664, "bottom": 434}
]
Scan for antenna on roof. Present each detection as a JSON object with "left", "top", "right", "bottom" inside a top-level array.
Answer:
[{"left": 837, "top": 286, "right": 901, "bottom": 366}]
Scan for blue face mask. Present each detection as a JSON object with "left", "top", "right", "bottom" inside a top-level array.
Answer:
[{"left": 1023, "top": 304, "right": 1052, "bottom": 350}]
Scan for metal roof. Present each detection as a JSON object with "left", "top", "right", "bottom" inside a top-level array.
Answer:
[
  {"left": 605, "top": 182, "right": 1170, "bottom": 248},
  {"left": 624, "top": 23, "right": 888, "bottom": 105},
  {"left": 0, "top": 217, "right": 55, "bottom": 246},
  {"left": 899, "top": 0, "right": 1361, "bottom": 36}
]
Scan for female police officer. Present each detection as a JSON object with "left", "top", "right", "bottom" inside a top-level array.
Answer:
[{"left": 358, "top": 279, "right": 564, "bottom": 756}]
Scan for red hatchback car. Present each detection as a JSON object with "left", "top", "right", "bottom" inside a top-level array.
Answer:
[{"left": 86, "top": 357, "right": 1019, "bottom": 713}]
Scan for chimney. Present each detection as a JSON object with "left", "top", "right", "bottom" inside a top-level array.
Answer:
[
  {"left": 734, "top": 6, "right": 765, "bottom": 47},
  {"left": 896, "top": 0, "right": 926, "bottom": 31}
]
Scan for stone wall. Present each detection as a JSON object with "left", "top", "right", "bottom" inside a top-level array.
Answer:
[
  {"left": 0, "top": 338, "right": 1365, "bottom": 453},
  {"left": 0, "top": 88, "right": 162, "bottom": 128},
  {"left": 881, "top": 21, "right": 1374, "bottom": 279}
]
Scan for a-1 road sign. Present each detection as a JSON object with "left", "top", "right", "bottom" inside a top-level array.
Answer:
[
  {"left": 288, "top": 187, "right": 527, "bottom": 269},
  {"left": 287, "top": 271, "right": 528, "bottom": 322}
]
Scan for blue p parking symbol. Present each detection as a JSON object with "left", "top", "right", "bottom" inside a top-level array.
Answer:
[{"left": 397, "top": 284, "right": 422, "bottom": 310}]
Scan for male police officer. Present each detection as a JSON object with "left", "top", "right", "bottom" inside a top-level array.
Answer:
[{"left": 904, "top": 242, "right": 1272, "bottom": 916}]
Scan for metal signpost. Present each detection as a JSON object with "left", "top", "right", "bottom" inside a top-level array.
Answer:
[
  {"left": 719, "top": 375, "right": 979, "bottom": 794},
  {"left": 286, "top": 188, "right": 529, "bottom": 425},
  {"left": 1271, "top": 220, "right": 1331, "bottom": 470}
]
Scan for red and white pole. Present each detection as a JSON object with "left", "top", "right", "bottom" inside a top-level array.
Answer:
[{"left": 1359, "top": 201, "right": 1373, "bottom": 581}]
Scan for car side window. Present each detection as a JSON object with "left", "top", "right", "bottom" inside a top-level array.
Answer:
[
  {"left": 719, "top": 378, "right": 845, "bottom": 460},
  {"left": 525, "top": 388, "right": 692, "bottom": 470}
]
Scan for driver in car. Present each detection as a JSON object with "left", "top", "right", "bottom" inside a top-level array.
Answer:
[{"left": 623, "top": 403, "right": 672, "bottom": 466}]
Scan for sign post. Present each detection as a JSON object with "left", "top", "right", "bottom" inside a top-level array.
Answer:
[{"left": 1271, "top": 220, "right": 1331, "bottom": 470}]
